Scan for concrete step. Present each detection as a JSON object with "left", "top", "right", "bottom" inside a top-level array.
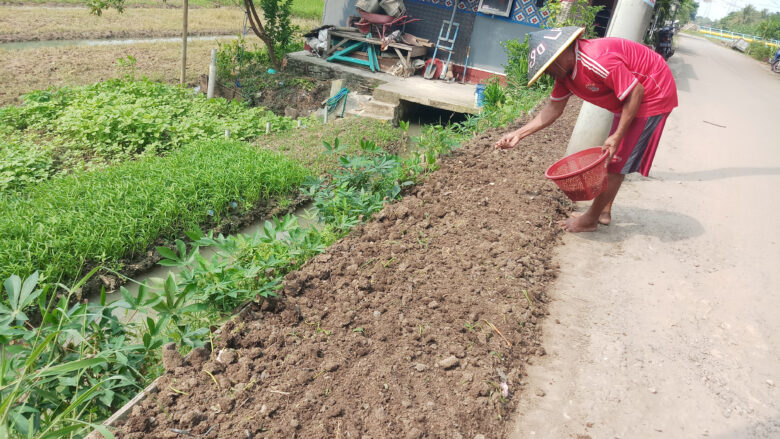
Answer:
[
  {"left": 345, "top": 109, "right": 394, "bottom": 123},
  {"left": 372, "top": 88, "right": 401, "bottom": 105},
  {"left": 358, "top": 99, "right": 398, "bottom": 119}
]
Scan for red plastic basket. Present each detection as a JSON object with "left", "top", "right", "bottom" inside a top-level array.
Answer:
[{"left": 545, "top": 147, "right": 609, "bottom": 201}]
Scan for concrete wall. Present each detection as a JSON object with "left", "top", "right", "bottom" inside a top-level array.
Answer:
[
  {"left": 469, "top": 16, "right": 536, "bottom": 74},
  {"left": 323, "top": 0, "right": 352, "bottom": 27}
]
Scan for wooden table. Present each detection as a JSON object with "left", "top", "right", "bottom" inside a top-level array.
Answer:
[{"left": 326, "top": 30, "right": 427, "bottom": 72}]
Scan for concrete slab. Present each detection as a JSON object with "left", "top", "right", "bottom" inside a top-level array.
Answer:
[
  {"left": 376, "top": 76, "right": 479, "bottom": 114},
  {"left": 287, "top": 51, "right": 480, "bottom": 114}
]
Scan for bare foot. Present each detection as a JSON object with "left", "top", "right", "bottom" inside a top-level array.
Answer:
[
  {"left": 571, "top": 211, "right": 611, "bottom": 226},
  {"left": 558, "top": 215, "right": 598, "bottom": 233}
]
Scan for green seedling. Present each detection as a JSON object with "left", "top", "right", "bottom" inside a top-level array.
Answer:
[
  {"left": 169, "top": 385, "right": 189, "bottom": 396},
  {"left": 203, "top": 370, "right": 220, "bottom": 390},
  {"left": 522, "top": 289, "right": 533, "bottom": 307},
  {"left": 306, "top": 320, "right": 332, "bottom": 336},
  {"left": 464, "top": 321, "right": 480, "bottom": 333},
  {"left": 360, "top": 258, "right": 377, "bottom": 269}
]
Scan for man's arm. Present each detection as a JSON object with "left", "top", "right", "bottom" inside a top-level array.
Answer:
[
  {"left": 602, "top": 83, "right": 644, "bottom": 160},
  {"left": 494, "top": 97, "right": 569, "bottom": 150}
]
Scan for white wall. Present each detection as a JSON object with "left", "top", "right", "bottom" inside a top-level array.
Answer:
[{"left": 469, "top": 15, "right": 537, "bottom": 74}]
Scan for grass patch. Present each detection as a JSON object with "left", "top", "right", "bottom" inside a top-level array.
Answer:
[
  {"left": 290, "top": 0, "right": 323, "bottom": 20},
  {"left": 0, "top": 139, "right": 310, "bottom": 284},
  {"left": 256, "top": 117, "right": 408, "bottom": 175}
]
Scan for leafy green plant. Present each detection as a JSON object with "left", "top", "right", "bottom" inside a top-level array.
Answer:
[
  {"left": 0, "top": 140, "right": 308, "bottom": 288},
  {"left": 481, "top": 77, "right": 507, "bottom": 110},
  {"left": 116, "top": 54, "right": 137, "bottom": 81},
  {"left": 304, "top": 139, "right": 406, "bottom": 232},
  {"left": 0, "top": 273, "right": 42, "bottom": 327},
  {"left": 0, "top": 270, "right": 160, "bottom": 439},
  {"left": 0, "top": 79, "right": 299, "bottom": 173},
  {"left": 0, "top": 139, "right": 53, "bottom": 193}
]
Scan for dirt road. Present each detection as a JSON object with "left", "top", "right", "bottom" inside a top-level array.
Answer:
[{"left": 511, "top": 34, "right": 780, "bottom": 438}]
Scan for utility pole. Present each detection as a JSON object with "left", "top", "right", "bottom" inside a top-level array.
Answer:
[
  {"left": 565, "top": 0, "right": 655, "bottom": 154},
  {"left": 181, "top": 0, "right": 189, "bottom": 86}
]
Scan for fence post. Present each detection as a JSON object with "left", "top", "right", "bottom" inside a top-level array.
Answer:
[{"left": 207, "top": 48, "right": 217, "bottom": 99}]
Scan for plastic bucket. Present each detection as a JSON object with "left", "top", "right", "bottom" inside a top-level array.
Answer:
[
  {"left": 475, "top": 84, "right": 486, "bottom": 108},
  {"left": 545, "top": 147, "right": 609, "bottom": 201}
]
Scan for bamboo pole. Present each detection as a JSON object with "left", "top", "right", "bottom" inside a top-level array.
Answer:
[{"left": 181, "top": 0, "right": 189, "bottom": 86}]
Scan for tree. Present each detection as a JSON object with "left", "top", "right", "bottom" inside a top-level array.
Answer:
[{"left": 243, "top": 0, "right": 295, "bottom": 69}]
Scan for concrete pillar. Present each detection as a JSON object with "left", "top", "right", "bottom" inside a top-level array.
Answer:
[
  {"left": 207, "top": 48, "right": 217, "bottom": 99},
  {"left": 565, "top": 0, "right": 654, "bottom": 154}
]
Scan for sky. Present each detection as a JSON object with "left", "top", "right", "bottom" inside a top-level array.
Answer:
[{"left": 697, "top": 0, "right": 780, "bottom": 20}]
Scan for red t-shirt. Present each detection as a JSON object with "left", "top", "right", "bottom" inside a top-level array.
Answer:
[{"left": 550, "top": 38, "right": 678, "bottom": 117}]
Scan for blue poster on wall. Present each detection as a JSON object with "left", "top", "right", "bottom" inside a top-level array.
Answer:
[{"left": 406, "top": 0, "right": 550, "bottom": 27}]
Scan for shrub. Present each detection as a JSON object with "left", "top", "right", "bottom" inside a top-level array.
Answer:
[
  {"left": 746, "top": 41, "right": 775, "bottom": 62},
  {"left": 481, "top": 77, "right": 508, "bottom": 110}
]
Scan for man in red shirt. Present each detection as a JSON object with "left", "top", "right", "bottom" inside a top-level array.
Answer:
[{"left": 495, "top": 26, "right": 678, "bottom": 232}]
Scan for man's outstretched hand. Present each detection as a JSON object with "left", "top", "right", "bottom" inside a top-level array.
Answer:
[{"left": 495, "top": 130, "right": 521, "bottom": 150}]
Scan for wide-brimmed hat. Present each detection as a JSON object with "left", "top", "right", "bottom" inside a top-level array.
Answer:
[{"left": 527, "top": 26, "right": 585, "bottom": 86}]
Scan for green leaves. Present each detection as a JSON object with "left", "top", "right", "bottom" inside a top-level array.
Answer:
[
  {"left": 1, "top": 272, "right": 42, "bottom": 326},
  {"left": 0, "top": 79, "right": 299, "bottom": 193},
  {"left": 0, "top": 140, "right": 308, "bottom": 288}
]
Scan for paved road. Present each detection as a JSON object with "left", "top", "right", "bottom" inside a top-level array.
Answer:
[{"left": 511, "top": 34, "right": 780, "bottom": 438}]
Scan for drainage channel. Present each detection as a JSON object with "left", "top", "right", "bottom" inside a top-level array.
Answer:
[
  {"left": 91, "top": 202, "right": 317, "bottom": 323},
  {"left": 0, "top": 34, "right": 236, "bottom": 51}
]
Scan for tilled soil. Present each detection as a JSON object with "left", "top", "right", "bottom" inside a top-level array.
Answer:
[{"left": 115, "top": 100, "right": 580, "bottom": 439}]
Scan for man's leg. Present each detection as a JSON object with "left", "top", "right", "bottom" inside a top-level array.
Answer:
[{"left": 559, "top": 173, "right": 625, "bottom": 233}]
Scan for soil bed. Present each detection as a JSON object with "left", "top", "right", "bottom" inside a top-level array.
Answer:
[
  {"left": 115, "top": 101, "right": 581, "bottom": 438},
  {"left": 0, "top": 6, "right": 250, "bottom": 43}
]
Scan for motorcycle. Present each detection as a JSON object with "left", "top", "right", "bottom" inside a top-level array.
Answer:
[{"left": 654, "top": 26, "right": 675, "bottom": 60}]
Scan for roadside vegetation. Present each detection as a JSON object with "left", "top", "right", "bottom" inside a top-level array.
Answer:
[
  {"left": 695, "top": 4, "right": 780, "bottom": 41},
  {"left": 693, "top": 4, "right": 780, "bottom": 63}
]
